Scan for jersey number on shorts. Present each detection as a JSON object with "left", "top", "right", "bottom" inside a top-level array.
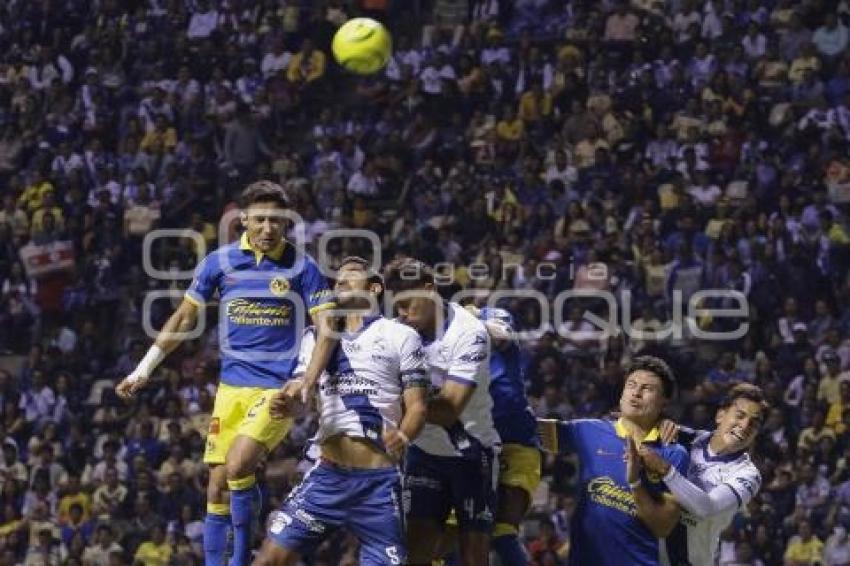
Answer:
[{"left": 385, "top": 546, "right": 400, "bottom": 565}]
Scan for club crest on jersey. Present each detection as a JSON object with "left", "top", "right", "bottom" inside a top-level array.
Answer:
[
  {"left": 269, "top": 277, "right": 290, "bottom": 296},
  {"left": 209, "top": 417, "right": 220, "bottom": 435}
]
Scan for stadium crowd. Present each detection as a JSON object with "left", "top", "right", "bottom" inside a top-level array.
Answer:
[{"left": 0, "top": 0, "right": 849, "bottom": 563}]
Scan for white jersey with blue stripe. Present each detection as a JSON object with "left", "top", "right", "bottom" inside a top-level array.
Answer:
[
  {"left": 296, "top": 316, "right": 428, "bottom": 449},
  {"left": 413, "top": 303, "right": 500, "bottom": 457},
  {"left": 662, "top": 431, "right": 762, "bottom": 566}
]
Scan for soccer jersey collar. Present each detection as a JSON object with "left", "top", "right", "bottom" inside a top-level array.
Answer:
[
  {"left": 342, "top": 314, "right": 382, "bottom": 338},
  {"left": 614, "top": 417, "right": 661, "bottom": 444},
  {"left": 239, "top": 232, "right": 286, "bottom": 264},
  {"left": 702, "top": 437, "right": 745, "bottom": 463}
]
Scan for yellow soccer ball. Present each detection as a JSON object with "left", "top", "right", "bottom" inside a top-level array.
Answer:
[{"left": 332, "top": 18, "right": 392, "bottom": 75}]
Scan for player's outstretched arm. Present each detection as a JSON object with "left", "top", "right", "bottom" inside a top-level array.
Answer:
[
  {"left": 639, "top": 445, "right": 758, "bottom": 519},
  {"left": 298, "top": 310, "right": 340, "bottom": 404},
  {"left": 116, "top": 298, "right": 200, "bottom": 400}
]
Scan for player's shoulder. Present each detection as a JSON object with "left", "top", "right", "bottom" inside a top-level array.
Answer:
[
  {"left": 376, "top": 317, "right": 420, "bottom": 340},
  {"left": 297, "top": 251, "right": 325, "bottom": 274},
  {"left": 198, "top": 241, "right": 239, "bottom": 270},
  {"left": 571, "top": 418, "right": 613, "bottom": 436},
  {"left": 732, "top": 453, "right": 761, "bottom": 482},
  {"left": 447, "top": 303, "right": 488, "bottom": 342}
]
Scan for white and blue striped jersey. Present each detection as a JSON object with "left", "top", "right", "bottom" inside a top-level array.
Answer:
[
  {"left": 662, "top": 431, "right": 762, "bottom": 566},
  {"left": 413, "top": 303, "right": 500, "bottom": 457},
  {"left": 296, "top": 316, "right": 429, "bottom": 450}
]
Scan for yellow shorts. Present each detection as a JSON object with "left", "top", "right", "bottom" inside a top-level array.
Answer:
[
  {"left": 499, "top": 443, "right": 542, "bottom": 497},
  {"left": 203, "top": 383, "right": 293, "bottom": 465}
]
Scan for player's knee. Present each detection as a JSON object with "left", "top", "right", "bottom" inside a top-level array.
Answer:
[
  {"left": 225, "top": 457, "right": 254, "bottom": 482},
  {"left": 225, "top": 436, "right": 264, "bottom": 481}
]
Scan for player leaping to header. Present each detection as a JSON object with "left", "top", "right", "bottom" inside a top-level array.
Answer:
[
  {"left": 115, "top": 181, "right": 335, "bottom": 566},
  {"left": 383, "top": 258, "right": 500, "bottom": 566},
  {"left": 255, "top": 256, "right": 429, "bottom": 566},
  {"left": 636, "top": 383, "right": 768, "bottom": 565}
]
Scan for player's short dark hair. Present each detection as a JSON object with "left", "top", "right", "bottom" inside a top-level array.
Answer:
[
  {"left": 719, "top": 383, "right": 769, "bottom": 420},
  {"left": 382, "top": 258, "right": 435, "bottom": 293},
  {"left": 340, "top": 256, "right": 384, "bottom": 287},
  {"left": 240, "top": 180, "right": 290, "bottom": 209},
  {"left": 624, "top": 355, "right": 676, "bottom": 399}
]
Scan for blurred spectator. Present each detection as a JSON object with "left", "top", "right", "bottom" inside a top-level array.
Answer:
[{"left": 784, "top": 519, "right": 824, "bottom": 565}]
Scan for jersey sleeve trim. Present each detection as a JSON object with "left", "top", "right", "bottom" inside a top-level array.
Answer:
[
  {"left": 445, "top": 374, "right": 477, "bottom": 387},
  {"left": 184, "top": 291, "right": 204, "bottom": 307},
  {"left": 401, "top": 369, "right": 430, "bottom": 389},
  {"left": 309, "top": 302, "right": 337, "bottom": 315},
  {"left": 724, "top": 483, "right": 743, "bottom": 507}
]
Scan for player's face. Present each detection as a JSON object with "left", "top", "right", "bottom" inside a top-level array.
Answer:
[
  {"left": 619, "top": 370, "right": 666, "bottom": 424},
  {"left": 242, "top": 201, "right": 286, "bottom": 253},
  {"left": 395, "top": 291, "right": 438, "bottom": 335},
  {"left": 334, "top": 264, "right": 374, "bottom": 308},
  {"left": 715, "top": 398, "right": 764, "bottom": 452}
]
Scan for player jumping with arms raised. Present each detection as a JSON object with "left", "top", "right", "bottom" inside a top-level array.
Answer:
[{"left": 116, "top": 181, "right": 335, "bottom": 565}]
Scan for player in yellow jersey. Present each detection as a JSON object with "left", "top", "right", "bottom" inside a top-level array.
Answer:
[{"left": 116, "top": 181, "right": 335, "bottom": 565}]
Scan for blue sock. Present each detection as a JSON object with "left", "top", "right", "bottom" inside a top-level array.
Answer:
[
  {"left": 203, "top": 512, "right": 230, "bottom": 566},
  {"left": 228, "top": 479, "right": 259, "bottom": 566},
  {"left": 493, "top": 533, "right": 530, "bottom": 565}
]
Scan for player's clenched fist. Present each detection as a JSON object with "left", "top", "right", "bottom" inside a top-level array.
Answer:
[
  {"left": 270, "top": 380, "right": 305, "bottom": 419},
  {"left": 115, "top": 373, "right": 149, "bottom": 400},
  {"left": 638, "top": 445, "right": 671, "bottom": 476},
  {"left": 382, "top": 428, "right": 410, "bottom": 461}
]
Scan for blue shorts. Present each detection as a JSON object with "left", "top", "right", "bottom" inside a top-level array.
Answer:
[
  {"left": 402, "top": 445, "right": 498, "bottom": 532},
  {"left": 268, "top": 461, "right": 405, "bottom": 565}
]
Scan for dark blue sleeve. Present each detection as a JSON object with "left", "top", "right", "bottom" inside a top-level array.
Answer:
[
  {"left": 185, "top": 253, "right": 220, "bottom": 305},
  {"left": 644, "top": 443, "right": 690, "bottom": 497},
  {"left": 677, "top": 426, "right": 703, "bottom": 449},
  {"left": 300, "top": 259, "right": 334, "bottom": 316},
  {"left": 666, "top": 443, "right": 690, "bottom": 476}
]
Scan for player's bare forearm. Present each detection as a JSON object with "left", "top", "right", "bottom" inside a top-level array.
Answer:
[
  {"left": 302, "top": 310, "right": 339, "bottom": 395},
  {"left": 154, "top": 299, "right": 200, "bottom": 354},
  {"left": 633, "top": 489, "right": 680, "bottom": 538},
  {"left": 118, "top": 298, "right": 200, "bottom": 398},
  {"left": 400, "top": 387, "right": 427, "bottom": 442},
  {"left": 427, "top": 380, "right": 474, "bottom": 427}
]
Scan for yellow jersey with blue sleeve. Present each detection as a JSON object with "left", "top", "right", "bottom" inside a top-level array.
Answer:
[
  {"left": 185, "top": 233, "right": 334, "bottom": 389},
  {"left": 550, "top": 418, "right": 690, "bottom": 566}
]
